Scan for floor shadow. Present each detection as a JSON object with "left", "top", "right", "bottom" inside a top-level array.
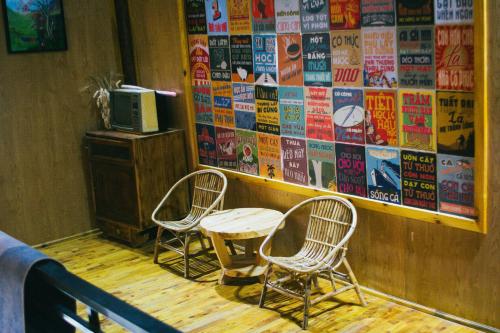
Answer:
[{"left": 157, "top": 250, "right": 221, "bottom": 282}]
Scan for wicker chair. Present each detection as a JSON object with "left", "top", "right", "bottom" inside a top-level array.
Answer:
[
  {"left": 258, "top": 196, "right": 366, "bottom": 329},
  {"left": 152, "top": 170, "right": 227, "bottom": 278}
]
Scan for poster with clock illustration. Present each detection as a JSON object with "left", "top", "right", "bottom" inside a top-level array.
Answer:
[
  {"left": 305, "top": 87, "right": 334, "bottom": 141},
  {"left": 335, "top": 143, "right": 367, "bottom": 197},
  {"left": 230, "top": 35, "right": 254, "bottom": 83},
  {"left": 330, "top": 0, "right": 361, "bottom": 30},
  {"left": 282, "top": 137, "right": 308, "bottom": 185},
  {"left": 257, "top": 132, "right": 283, "bottom": 180},
  {"left": 233, "top": 83, "right": 256, "bottom": 130},
  {"left": 366, "top": 146, "right": 401, "bottom": 204},
  {"left": 205, "top": 0, "right": 229, "bottom": 34},
  {"left": 236, "top": 129, "right": 259, "bottom": 175},
  {"left": 253, "top": 35, "right": 278, "bottom": 85},
  {"left": 308, "top": 140, "right": 336, "bottom": 191},
  {"left": 333, "top": 88, "right": 365, "bottom": 144},
  {"left": 208, "top": 36, "right": 231, "bottom": 81},
  {"left": 216, "top": 127, "right": 237, "bottom": 169}
]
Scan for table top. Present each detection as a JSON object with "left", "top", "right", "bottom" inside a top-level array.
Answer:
[{"left": 199, "top": 208, "right": 284, "bottom": 240}]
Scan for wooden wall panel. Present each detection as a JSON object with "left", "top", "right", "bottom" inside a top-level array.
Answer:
[{"left": 0, "top": 0, "right": 121, "bottom": 244}]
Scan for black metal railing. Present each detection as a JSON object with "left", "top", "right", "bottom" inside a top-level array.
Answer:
[{"left": 25, "top": 260, "right": 180, "bottom": 333}]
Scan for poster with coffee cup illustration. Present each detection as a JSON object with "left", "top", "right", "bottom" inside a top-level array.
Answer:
[
  {"left": 253, "top": 35, "right": 277, "bottom": 85},
  {"left": 252, "top": 0, "right": 275, "bottom": 33},
  {"left": 279, "top": 86, "right": 305, "bottom": 138},
  {"left": 331, "top": 30, "right": 363, "bottom": 87},
  {"left": 364, "top": 90, "right": 397, "bottom": 146},
  {"left": 302, "top": 33, "right": 332, "bottom": 87},
  {"left": 236, "top": 129, "right": 259, "bottom": 175},
  {"left": 401, "top": 150, "right": 437, "bottom": 211},
  {"left": 366, "top": 146, "right": 401, "bottom": 204},
  {"left": 186, "top": 0, "right": 207, "bottom": 34},
  {"left": 437, "top": 91, "right": 474, "bottom": 157},
  {"left": 361, "top": 0, "right": 395, "bottom": 27},
  {"left": 233, "top": 83, "right": 256, "bottom": 130},
  {"left": 437, "top": 154, "right": 475, "bottom": 217},
  {"left": 300, "top": 0, "right": 330, "bottom": 33},
  {"left": 228, "top": 0, "right": 252, "bottom": 34},
  {"left": 330, "top": 0, "right": 361, "bottom": 30},
  {"left": 308, "top": 140, "right": 336, "bottom": 191},
  {"left": 435, "top": 25, "right": 474, "bottom": 92},
  {"left": 212, "top": 81, "right": 234, "bottom": 128},
  {"left": 189, "top": 35, "right": 210, "bottom": 82},
  {"left": 396, "top": 0, "right": 434, "bottom": 25},
  {"left": 397, "top": 26, "right": 435, "bottom": 89},
  {"left": 216, "top": 127, "right": 237, "bottom": 169},
  {"left": 205, "top": 0, "right": 228, "bottom": 35},
  {"left": 277, "top": 34, "right": 303, "bottom": 86},
  {"left": 362, "top": 27, "right": 397, "bottom": 88},
  {"left": 230, "top": 35, "right": 254, "bottom": 83},
  {"left": 305, "top": 87, "right": 334, "bottom": 141},
  {"left": 335, "top": 143, "right": 367, "bottom": 197},
  {"left": 257, "top": 132, "right": 283, "bottom": 180},
  {"left": 196, "top": 123, "right": 217, "bottom": 166},
  {"left": 193, "top": 79, "right": 213, "bottom": 124},
  {"left": 281, "top": 137, "right": 308, "bottom": 185},
  {"left": 333, "top": 88, "right": 365, "bottom": 144},
  {"left": 209, "top": 36, "right": 231, "bottom": 81},
  {"left": 434, "top": 0, "right": 473, "bottom": 25},
  {"left": 399, "top": 89, "right": 436, "bottom": 151},
  {"left": 275, "top": 0, "right": 301, "bottom": 33},
  {"left": 256, "top": 85, "right": 280, "bottom": 135}
]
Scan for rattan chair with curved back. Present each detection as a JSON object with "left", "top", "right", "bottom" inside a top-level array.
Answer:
[
  {"left": 152, "top": 169, "right": 228, "bottom": 278},
  {"left": 258, "top": 195, "right": 366, "bottom": 329}
]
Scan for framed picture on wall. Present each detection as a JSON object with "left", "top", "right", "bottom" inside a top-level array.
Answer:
[{"left": 1, "top": 0, "right": 67, "bottom": 53}]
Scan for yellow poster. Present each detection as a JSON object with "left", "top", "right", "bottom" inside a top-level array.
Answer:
[
  {"left": 228, "top": 0, "right": 252, "bottom": 34},
  {"left": 212, "top": 81, "right": 234, "bottom": 128},
  {"left": 257, "top": 132, "right": 283, "bottom": 180}
]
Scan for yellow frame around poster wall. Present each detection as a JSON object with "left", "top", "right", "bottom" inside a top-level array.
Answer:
[{"left": 177, "top": 0, "right": 489, "bottom": 234}]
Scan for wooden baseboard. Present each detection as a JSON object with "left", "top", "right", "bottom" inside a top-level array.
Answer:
[
  {"left": 33, "top": 229, "right": 101, "bottom": 249},
  {"left": 358, "top": 285, "right": 499, "bottom": 333}
]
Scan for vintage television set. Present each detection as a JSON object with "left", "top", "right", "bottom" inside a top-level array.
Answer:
[{"left": 110, "top": 87, "right": 159, "bottom": 133}]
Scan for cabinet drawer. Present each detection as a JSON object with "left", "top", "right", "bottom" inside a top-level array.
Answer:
[
  {"left": 87, "top": 137, "right": 133, "bottom": 162},
  {"left": 101, "top": 222, "right": 133, "bottom": 243}
]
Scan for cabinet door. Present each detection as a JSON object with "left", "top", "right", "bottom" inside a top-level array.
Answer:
[{"left": 91, "top": 161, "right": 139, "bottom": 225}]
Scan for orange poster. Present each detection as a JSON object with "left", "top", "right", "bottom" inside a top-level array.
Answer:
[
  {"left": 257, "top": 132, "right": 283, "bottom": 180},
  {"left": 228, "top": 0, "right": 252, "bottom": 34},
  {"left": 212, "top": 81, "right": 234, "bottom": 128},
  {"left": 277, "top": 34, "right": 303, "bottom": 86}
]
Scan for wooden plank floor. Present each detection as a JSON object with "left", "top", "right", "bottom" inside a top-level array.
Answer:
[{"left": 40, "top": 233, "right": 479, "bottom": 333}]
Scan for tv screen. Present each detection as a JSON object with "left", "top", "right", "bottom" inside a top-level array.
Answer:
[{"left": 113, "top": 93, "right": 133, "bottom": 126}]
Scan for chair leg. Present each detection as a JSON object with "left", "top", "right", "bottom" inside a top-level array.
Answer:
[
  {"left": 259, "top": 263, "right": 272, "bottom": 308},
  {"left": 329, "top": 270, "right": 337, "bottom": 291},
  {"left": 153, "top": 227, "right": 164, "bottom": 264},
  {"left": 302, "top": 276, "right": 312, "bottom": 330},
  {"left": 184, "top": 234, "right": 192, "bottom": 279},
  {"left": 312, "top": 273, "right": 319, "bottom": 289},
  {"left": 197, "top": 233, "right": 207, "bottom": 251},
  {"left": 343, "top": 258, "right": 367, "bottom": 306},
  {"left": 227, "top": 240, "right": 237, "bottom": 255}
]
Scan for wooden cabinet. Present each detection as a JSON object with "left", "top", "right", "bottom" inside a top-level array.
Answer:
[{"left": 86, "top": 129, "right": 189, "bottom": 245}]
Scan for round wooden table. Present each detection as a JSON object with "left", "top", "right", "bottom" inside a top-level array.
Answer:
[{"left": 199, "top": 208, "right": 284, "bottom": 284}]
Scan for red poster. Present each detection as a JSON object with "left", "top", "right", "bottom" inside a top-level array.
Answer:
[
  {"left": 189, "top": 35, "right": 210, "bottom": 82},
  {"left": 365, "top": 90, "right": 398, "bottom": 146},
  {"left": 277, "top": 34, "right": 303, "bottom": 86},
  {"left": 435, "top": 25, "right": 474, "bottom": 91},
  {"left": 330, "top": 0, "right": 361, "bottom": 30},
  {"left": 305, "top": 87, "right": 334, "bottom": 141}
]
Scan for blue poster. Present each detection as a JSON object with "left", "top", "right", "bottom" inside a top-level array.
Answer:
[
  {"left": 205, "top": 0, "right": 229, "bottom": 35},
  {"left": 253, "top": 35, "right": 278, "bottom": 85},
  {"left": 279, "top": 87, "right": 305, "bottom": 138},
  {"left": 196, "top": 123, "right": 217, "bottom": 166},
  {"left": 233, "top": 83, "right": 256, "bottom": 130},
  {"left": 437, "top": 154, "right": 475, "bottom": 218},
  {"left": 366, "top": 146, "right": 401, "bottom": 204},
  {"left": 302, "top": 33, "right": 332, "bottom": 86}
]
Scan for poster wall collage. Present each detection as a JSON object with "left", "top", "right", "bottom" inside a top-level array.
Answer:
[{"left": 187, "top": 0, "right": 476, "bottom": 218}]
